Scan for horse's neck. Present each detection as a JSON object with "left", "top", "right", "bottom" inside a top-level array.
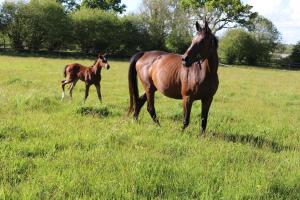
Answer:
[
  {"left": 197, "top": 51, "right": 218, "bottom": 80},
  {"left": 207, "top": 50, "right": 218, "bottom": 74},
  {"left": 92, "top": 64, "right": 101, "bottom": 75}
]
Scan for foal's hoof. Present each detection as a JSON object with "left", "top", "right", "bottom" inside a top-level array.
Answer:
[{"left": 154, "top": 119, "right": 161, "bottom": 127}]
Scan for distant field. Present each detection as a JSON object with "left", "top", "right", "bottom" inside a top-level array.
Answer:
[{"left": 0, "top": 55, "right": 299, "bottom": 199}]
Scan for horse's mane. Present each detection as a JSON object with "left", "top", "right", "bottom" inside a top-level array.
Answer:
[{"left": 212, "top": 34, "right": 219, "bottom": 49}]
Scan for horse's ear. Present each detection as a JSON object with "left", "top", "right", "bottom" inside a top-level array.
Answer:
[
  {"left": 196, "top": 21, "right": 201, "bottom": 32},
  {"left": 204, "top": 21, "right": 210, "bottom": 32}
]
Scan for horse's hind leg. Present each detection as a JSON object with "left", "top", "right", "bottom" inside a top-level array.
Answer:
[
  {"left": 200, "top": 97, "right": 213, "bottom": 134},
  {"left": 146, "top": 89, "right": 160, "bottom": 126},
  {"left": 69, "top": 79, "right": 78, "bottom": 98},
  {"left": 61, "top": 80, "right": 72, "bottom": 100},
  {"left": 133, "top": 93, "right": 147, "bottom": 120}
]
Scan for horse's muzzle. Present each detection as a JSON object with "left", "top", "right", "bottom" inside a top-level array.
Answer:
[
  {"left": 106, "top": 64, "right": 110, "bottom": 70},
  {"left": 182, "top": 55, "right": 192, "bottom": 67}
]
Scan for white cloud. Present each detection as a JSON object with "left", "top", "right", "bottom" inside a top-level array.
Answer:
[{"left": 244, "top": 0, "right": 300, "bottom": 44}]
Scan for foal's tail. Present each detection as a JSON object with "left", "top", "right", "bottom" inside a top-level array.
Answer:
[
  {"left": 63, "top": 65, "right": 68, "bottom": 78},
  {"left": 128, "top": 52, "right": 144, "bottom": 115}
]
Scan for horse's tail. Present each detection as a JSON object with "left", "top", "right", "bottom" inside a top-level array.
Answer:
[
  {"left": 63, "top": 65, "right": 68, "bottom": 78},
  {"left": 128, "top": 52, "right": 144, "bottom": 115}
]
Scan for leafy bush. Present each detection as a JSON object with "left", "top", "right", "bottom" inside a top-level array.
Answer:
[
  {"left": 1, "top": 1, "right": 27, "bottom": 50},
  {"left": 165, "top": 28, "right": 191, "bottom": 54},
  {"left": 289, "top": 41, "right": 300, "bottom": 65},
  {"left": 219, "top": 29, "right": 257, "bottom": 65},
  {"left": 1, "top": 0, "right": 70, "bottom": 51},
  {"left": 219, "top": 28, "right": 276, "bottom": 65},
  {"left": 71, "top": 8, "right": 119, "bottom": 53},
  {"left": 115, "top": 15, "right": 152, "bottom": 56}
]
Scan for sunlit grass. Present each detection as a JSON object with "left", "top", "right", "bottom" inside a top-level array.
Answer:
[{"left": 0, "top": 55, "right": 299, "bottom": 199}]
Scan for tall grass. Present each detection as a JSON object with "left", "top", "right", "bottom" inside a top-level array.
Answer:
[{"left": 0, "top": 55, "right": 299, "bottom": 199}]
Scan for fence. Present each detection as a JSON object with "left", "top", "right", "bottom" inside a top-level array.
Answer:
[
  {"left": 1, "top": 47, "right": 300, "bottom": 70},
  {"left": 219, "top": 57, "right": 300, "bottom": 70}
]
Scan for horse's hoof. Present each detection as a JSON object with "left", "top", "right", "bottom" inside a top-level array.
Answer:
[{"left": 198, "top": 131, "right": 206, "bottom": 138}]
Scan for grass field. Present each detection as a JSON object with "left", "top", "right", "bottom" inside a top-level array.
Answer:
[{"left": 0, "top": 55, "right": 299, "bottom": 199}]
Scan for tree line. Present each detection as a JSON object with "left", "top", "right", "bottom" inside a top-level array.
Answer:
[{"left": 0, "top": 0, "right": 299, "bottom": 68}]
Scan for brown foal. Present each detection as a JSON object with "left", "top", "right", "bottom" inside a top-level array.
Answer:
[
  {"left": 128, "top": 21, "right": 219, "bottom": 134},
  {"left": 61, "top": 53, "right": 110, "bottom": 102}
]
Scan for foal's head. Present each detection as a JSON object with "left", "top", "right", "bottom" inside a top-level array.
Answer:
[
  {"left": 94, "top": 53, "right": 110, "bottom": 70},
  {"left": 182, "top": 21, "right": 218, "bottom": 67}
]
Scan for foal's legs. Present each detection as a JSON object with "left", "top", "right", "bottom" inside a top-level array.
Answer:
[
  {"left": 146, "top": 89, "right": 160, "bottom": 125},
  {"left": 61, "top": 80, "right": 72, "bottom": 100},
  {"left": 95, "top": 83, "right": 102, "bottom": 103},
  {"left": 69, "top": 79, "right": 78, "bottom": 98},
  {"left": 84, "top": 84, "right": 91, "bottom": 102},
  {"left": 133, "top": 93, "right": 147, "bottom": 120},
  {"left": 182, "top": 95, "right": 194, "bottom": 130},
  {"left": 201, "top": 97, "right": 213, "bottom": 134}
]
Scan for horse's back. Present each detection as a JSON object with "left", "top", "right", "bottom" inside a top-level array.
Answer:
[
  {"left": 65, "top": 63, "right": 87, "bottom": 81},
  {"left": 135, "top": 51, "right": 169, "bottom": 87}
]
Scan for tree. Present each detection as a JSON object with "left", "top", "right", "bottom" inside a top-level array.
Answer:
[
  {"left": 1, "top": 1, "right": 27, "bottom": 50},
  {"left": 290, "top": 42, "right": 300, "bottom": 65},
  {"left": 81, "top": 0, "right": 126, "bottom": 14},
  {"left": 116, "top": 15, "right": 152, "bottom": 56},
  {"left": 248, "top": 15, "right": 281, "bottom": 48},
  {"left": 140, "top": 0, "right": 185, "bottom": 51},
  {"left": 247, "top": 15, "right": 281, "bottom": 62},
  {"left": 219, "top": 29, "right": 258, "bottom": 65},
  {"left": 41, "top": 0, "right": 72, "bottom": 50},
  {"left": 57, "top": 0, "right": 79, "bottom": 11},
  {"left": 165, "top": 1, "right": 192, "bottom": 53},
  {"left": 21, "top": 0, "right": 70, "bottom": 51},
  {"left": 71, "top": 8, "right": 119, "bottom": 53},
  {"left": 180, "top": 0, "right": 257, "bottom": 33}
]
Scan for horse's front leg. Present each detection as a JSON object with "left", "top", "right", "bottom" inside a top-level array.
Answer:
[
  {"left": 182, "top": 95, "right": 193, "bottom": 131},
  {"left": 200, "top": 97, "right": 213, "bottom": 134},
  {"left": 95, "top": 83, "right": 102, "bottom": 103},
  {"left": 84, "top": 83, "right": 90, "bottom": 102}
]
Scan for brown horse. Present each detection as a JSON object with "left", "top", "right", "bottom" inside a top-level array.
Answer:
[
  {"left": 61, "top": 53, "right": 110, "bottom": 102},
  {"left": 128, "top": 21, "right": 219, "bottom": 134}
]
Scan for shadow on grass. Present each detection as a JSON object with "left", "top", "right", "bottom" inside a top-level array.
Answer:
[
  {"left": 76, "top": 106, "right": 111, "bottom": 118},
  {"left": 243, "top": 181, "right": 300, "bottom": 199},
  {"left": 210, "top": 132, "right": 297, "bottom": 153}
]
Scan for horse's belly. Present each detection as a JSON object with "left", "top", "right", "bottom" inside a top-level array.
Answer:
[
  {"left": 152, "top": 72, "right": 182, "bottom": 99},
  {"left": 158, "top": 87, "right": 182, "bottom": 99}
]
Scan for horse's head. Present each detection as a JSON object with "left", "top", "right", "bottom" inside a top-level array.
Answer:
[
  {"left": 182, "top": 21, "right": 218, "bottom": 67},
  {"left": 96, "top": 53, "right": 110, "bottom": 70}
]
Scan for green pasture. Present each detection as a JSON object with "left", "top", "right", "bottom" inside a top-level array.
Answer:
[{"left": 0, "top": 55, "right": 299, "bottom": 199}]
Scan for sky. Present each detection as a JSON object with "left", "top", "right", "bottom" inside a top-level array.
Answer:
[{"left": 122, "top": 0, "right": 300, "bottom": 44}]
